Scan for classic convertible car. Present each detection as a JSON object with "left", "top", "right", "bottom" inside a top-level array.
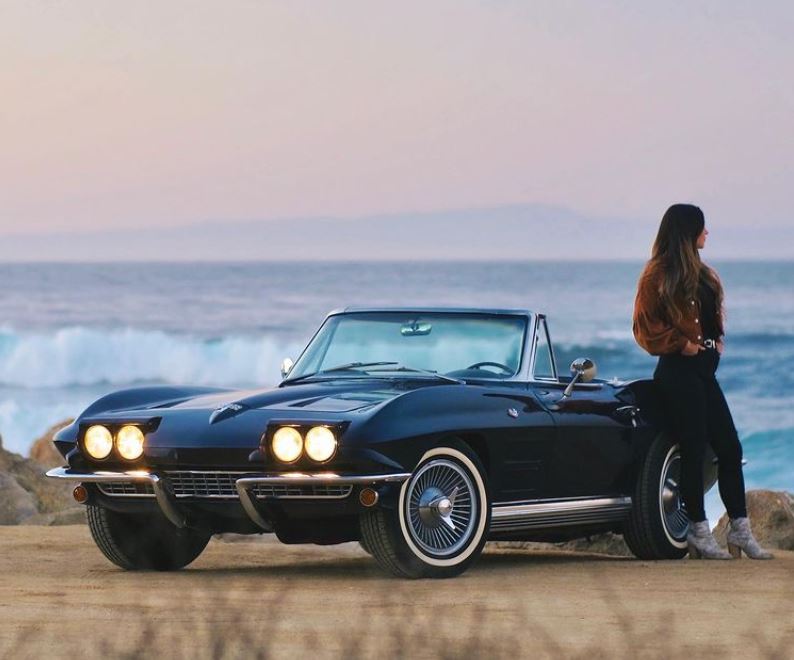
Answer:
[{"left": 48, "top": 308, "right": 715, "bottom": 578}]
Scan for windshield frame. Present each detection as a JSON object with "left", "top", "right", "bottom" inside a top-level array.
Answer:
[{"left": 283, "top": 309, "right": 536, "bottom": 384}]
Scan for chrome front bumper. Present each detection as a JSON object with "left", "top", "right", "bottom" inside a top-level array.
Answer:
[{"left": 46, "top": 467, "right": 410, "bottom": 531}]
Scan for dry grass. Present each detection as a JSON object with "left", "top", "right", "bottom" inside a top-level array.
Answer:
[{"left": 3, "top": 569, "right": 792, "bottom": 660}]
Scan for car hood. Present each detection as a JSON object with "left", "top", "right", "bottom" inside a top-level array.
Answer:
[
  {"left": 71, "top": 379, "right": 446, "bottom": 458},
  {"left": 166, "top": 381, "right": 423, "bottom": 415}
]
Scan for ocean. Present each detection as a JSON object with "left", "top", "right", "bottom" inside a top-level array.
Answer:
[{"left": 1, "top": 261, "right": 791, "bottom": 522}]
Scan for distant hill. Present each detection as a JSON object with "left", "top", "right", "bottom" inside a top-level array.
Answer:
[{"left": 1, "top": 204, "right": 791, "bottom": 261}]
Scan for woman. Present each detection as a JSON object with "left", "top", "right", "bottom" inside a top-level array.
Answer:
[{"left": 632, "top": 204, "right": 772, "bottom": 560}]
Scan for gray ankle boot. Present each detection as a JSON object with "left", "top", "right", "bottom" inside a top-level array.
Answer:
[
  {"left": 686, "top": 520, "right": 731, "bottom": 559},
  {"left": 726, "top": 517, "right": 774, "bottom": 560}
]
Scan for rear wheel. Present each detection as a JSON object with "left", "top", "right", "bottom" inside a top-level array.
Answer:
[
  {"left": 360, "top": 444, "right": 490, "bottom": 578},
  {"left": 624, "top": 434, "right": 689, "bottom": 559},
  {"left": 87, "top": 505, "right": 211, "bottom": 570}
]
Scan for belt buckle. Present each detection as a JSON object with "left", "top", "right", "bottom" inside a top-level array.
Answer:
[{"left": 703, "top": 339, "right": 716, "bottom": 349}]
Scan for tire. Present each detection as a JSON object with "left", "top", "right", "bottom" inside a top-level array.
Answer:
[
  {"left": 87, "top": 505, "right": 211, "bottom": 571},
  {"left": 624, "top": 433, "right": 689, "bottom": 560},
  {"left": 358, "top": 537, "right": 373, "bottom": 556},
  {"left": 360, "top": 444, "right": 490, "bottom": 578}
]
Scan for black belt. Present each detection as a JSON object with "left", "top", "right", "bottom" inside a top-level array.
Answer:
[{"left": 703, "top": 338, "right": 718, "bottom": 349}]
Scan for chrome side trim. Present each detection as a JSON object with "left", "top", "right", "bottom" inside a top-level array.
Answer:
[
  {"left": 46, "top": 467, "right": 186, "bottom": 528},
  {"left": 490, "top": 496, "right": 632, "bottom": 532}
]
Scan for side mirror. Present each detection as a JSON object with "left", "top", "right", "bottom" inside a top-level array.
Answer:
[
  {"left": 562, "top": 357, "right": 597, "bottom": 397},
  {"left": 280, "top": 358, "right": 294, "bottom": 379}
]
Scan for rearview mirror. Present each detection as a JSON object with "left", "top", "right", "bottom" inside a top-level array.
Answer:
[
  {"left": 562, "top": 357, "right": 597, "bottom": 397},
  {"left": 400, "top": 320, "right": 432, "bottom": 336},
  {"left": 280, "top": 358, "right": 294, "bottom": 379}
]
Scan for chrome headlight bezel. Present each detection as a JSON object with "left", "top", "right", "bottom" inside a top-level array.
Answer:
[
  {"left": 80, "top": 420, "right": 154, "bottom": 462},
  {"left": 265, "top": 422, "right": 343, "bottom": 464}
]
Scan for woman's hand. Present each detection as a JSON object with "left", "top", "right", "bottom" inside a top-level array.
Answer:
[
  {"left": 680, "top": 340, "right": 705, "bottom": 356},
  {"left": 717, "top": 339, "right": 724, "bottom": 355}
]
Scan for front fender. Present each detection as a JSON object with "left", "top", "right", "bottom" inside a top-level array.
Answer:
[{"left": 53, "top": 385, "right": 231, "bottom": 458}]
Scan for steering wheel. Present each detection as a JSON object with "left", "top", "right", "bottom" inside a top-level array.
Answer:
[{"left": 465, "top": 361, "right": 514, "bottom": 375}]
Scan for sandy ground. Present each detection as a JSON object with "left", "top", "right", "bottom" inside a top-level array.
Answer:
[{"left": 0, "top": 526, "right": 792, "bottom": 659}]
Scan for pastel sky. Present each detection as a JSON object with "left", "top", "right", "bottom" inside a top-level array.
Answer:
[{"left": 1, "top": 1, "right": 792, "bottom": 246}]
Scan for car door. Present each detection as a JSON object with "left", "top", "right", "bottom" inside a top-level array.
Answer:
[{"left": 529, "top": 317, "right": 636, "bottom": 499}]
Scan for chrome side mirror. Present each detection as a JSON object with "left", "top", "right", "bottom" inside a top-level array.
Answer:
[
  {"left": 562, "top": 357, "right": 597, "bottom": 397},
  {"left": 280, "top": 358, "right": 294, "bottom": 379}
]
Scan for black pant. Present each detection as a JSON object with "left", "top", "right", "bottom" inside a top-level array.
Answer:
[{"left": 654, "top": 347, "right": 747, "bottom": 522}]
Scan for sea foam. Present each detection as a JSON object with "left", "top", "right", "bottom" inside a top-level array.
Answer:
[{"left": 0, "top": 327, "right": 302, "bottom": 389}]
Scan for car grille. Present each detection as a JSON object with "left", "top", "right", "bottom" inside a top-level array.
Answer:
[
  {"left": 166, "top": 471, "right": 245, "bottom": 498},
  {"left": 253, "top": 484, "right": 353, "bottom": 499},
  {"left": 94, "top": 472, "right": 354, "bottom": 500},
  {"left": 97, "top": 482, "right": 155, "bottom": 497}
]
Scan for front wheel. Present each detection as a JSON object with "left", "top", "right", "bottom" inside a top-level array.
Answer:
[
  {"left": 87, "top": 505, "right": 211, "bottom": 570},
  {"left": 623, "top": 434, "right": 689, "bottom": 559},
  {"left": 360, "top": 444, "right": 490, "bottom": 578}
]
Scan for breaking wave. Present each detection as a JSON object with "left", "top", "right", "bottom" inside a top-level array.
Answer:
[
  {"left": 0, "top": 327, "right": 303, "bottom": 389},
  {"left": 1, "top": 325, "right": 792, "bottom": 390}
]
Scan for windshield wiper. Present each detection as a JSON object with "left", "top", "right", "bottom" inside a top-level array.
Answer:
[
  {"left": 281, "top": 361, "right": 400, "bottom": 384},
  {"left": 365, "top": 365, "right": 464, "bottom": 384}
]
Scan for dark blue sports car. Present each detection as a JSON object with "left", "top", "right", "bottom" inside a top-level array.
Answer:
[{"left": 48, "top": 308, "right": 716, "bottom": 578}]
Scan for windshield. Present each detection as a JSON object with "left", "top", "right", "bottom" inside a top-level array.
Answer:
[{"left": 287, "top": 312, "right": 528, "bottom": 381}]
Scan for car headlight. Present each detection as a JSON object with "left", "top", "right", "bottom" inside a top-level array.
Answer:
[
  {"left": 272, "top": 427, "right": 303, "bottom": 463},
  {"left": 84, "top": 425, "right": 113, "bottom": 460},
  {"left": 116, "top": 425, "right": 145, "bottom": 460},
  {"left": 305, "top": 426, "right": 337, "bottom": 462}
]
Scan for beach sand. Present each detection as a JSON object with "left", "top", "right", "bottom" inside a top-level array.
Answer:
[{"left": 0, "top": 526, "right": 791, "bottom": 658}]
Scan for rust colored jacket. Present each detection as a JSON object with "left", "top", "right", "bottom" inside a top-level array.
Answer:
[{"left": 632, "top": 264, "right": 724, "bottom": 356}]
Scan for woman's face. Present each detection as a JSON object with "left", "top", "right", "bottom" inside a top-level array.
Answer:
[{"left": 696, "top": 225, "right": 708, "bottom": 249}]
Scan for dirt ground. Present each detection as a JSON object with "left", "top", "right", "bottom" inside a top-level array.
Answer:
[{"left": 0, "top": 526, "right": 792, "bottom": 659}]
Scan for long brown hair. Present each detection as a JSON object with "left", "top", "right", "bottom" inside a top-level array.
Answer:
[{"left": 644, "top": 203, "right": 723, "bottom": 326}]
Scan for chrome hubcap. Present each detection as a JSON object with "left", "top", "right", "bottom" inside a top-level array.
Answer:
[
  {"left": 661, "top": 450, "right": 688, "bottom": 539},
  {"left": 406, "top": 459, "right": 477, "bottom": 557}
]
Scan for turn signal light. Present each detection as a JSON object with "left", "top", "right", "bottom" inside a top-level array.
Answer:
[
  {"left": 359, "top": 488, "right": 379, "bottom": 507},
  {"left": 73, "top": 485, "right": 88, "bottom": 504}
]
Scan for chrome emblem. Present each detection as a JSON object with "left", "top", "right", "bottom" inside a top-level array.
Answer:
[
  {"left": 507, "top": 408, "right": 519, "bottom": 419},
  {"left": 209, "top": 402, "right": 245, "bottom": 424}
]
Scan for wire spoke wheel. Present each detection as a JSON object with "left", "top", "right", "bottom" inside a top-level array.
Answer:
[
  {"left": 659, "top": 448, "right": 688, "bottom": 541},
  {"left": 404, "top": 458, "right": 477, "bottom": 558}
]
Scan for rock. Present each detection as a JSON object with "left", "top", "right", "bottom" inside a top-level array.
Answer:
[
  {"left": 556, "top": 532, "right": 633, "bottom": 557},
  {"left": 713, "top": 490, "right": 794, "bottom": 551},
  {"left": 213, "top": 533, "right": 268, "bottom": 543},
  {"left": 0, "top": 472, "right": 38, "bottom": 524},
  {"left": 494, "top": 532, "right": 632, "bottom": 557},
  {"left": 29, "top": 419, "right": 72, "bottom": 469},
  {"left": 0, "top": 441, "right": 77, "bottom": 515}
]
